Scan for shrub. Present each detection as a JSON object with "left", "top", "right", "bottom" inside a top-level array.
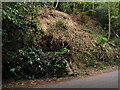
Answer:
[
  {"left": 112, "top": 38, "right": 120, "bottom": 47},
  {"left": 3, "top": 47, "right": 70, "bottom": 80},
  {"left": 56, "top": 20, "right": 68, "bottom": 30},
  {"left": 95, "top": 35, "right": 108, "bottom": 45}
]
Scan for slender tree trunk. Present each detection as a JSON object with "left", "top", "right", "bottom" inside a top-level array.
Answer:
[
  {"left": 54, "top": 0, "right": 59, "bottom": 9},
  {"left": 73, "top": 3, "right": 75, "bottom": 15},
  {"left": 108, "top": 1, "right": 111, "bottom": 40},
  {"left": 92, "top": 0, "right": 94, "bottom": 16}
]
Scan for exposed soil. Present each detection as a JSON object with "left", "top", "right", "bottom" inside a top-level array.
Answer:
[
  {"left": 36, "top": 9, "right": 97, "bottom": 73},
  {"left": 2, "top": 66, "right": 118, "bottom": 88}
]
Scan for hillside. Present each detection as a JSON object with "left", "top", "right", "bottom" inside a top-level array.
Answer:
[
  {"left": 2, "top": 2, "right": 120, "bottom": 84},
  {"left": 36, "top": 9, "right": 95, "bottom": 74},
  {"left": 32, "top": 9, "right": 119, "bottom": 75}
]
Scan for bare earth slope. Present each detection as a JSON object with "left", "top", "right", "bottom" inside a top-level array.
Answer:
[
  {"left": 36, "top": 9, "right": 119, "bottom": 74},
  {"left": 36, "top": 9, "right": 96, "bottom": 73}
]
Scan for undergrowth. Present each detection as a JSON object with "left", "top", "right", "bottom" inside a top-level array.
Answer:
[
  {"left": 2, "top": 2, "right": 120, "bottom": 81},
  {"left": 3, "top": 47, "right": 70, "bottom": 80}
]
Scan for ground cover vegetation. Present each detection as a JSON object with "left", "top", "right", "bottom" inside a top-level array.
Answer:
[{"left": 2, "top": 2, "right": 120, "bottom": 81}]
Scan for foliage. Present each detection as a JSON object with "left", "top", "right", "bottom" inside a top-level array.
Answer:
[
  {"left": 77, "top": 48, "right": 108, "bottom": 68},
  {"left": 77, "top": 42, "right": 120, "bottom": 68},
  {"left": 2, "top": 2, "right": 44, "bottom": 50},
  {"left": 95, "top": 35, "right": 108, "bottom": 45},
  {"left": 2, "top": 2, "right": 45, "bottom": 80},
  {"left": 2, "top": 2, "right": 120, "bottom": 81},
  {"left": 3, "top": 47, "right": 70, "bottom": 79},
  {"left": 92, "top": 2, "right": 120, "bottom": 37},
  {"left": 2, "top": 2, "right": 41, "bottom": 30},
  {"left": 55, "top": 2, "right": 120, "bottom": 37},
  {"left": 111, "top": 38, "right": 120, "bottom": 47},
  {"left": 56, "top": 20, "right": 68, "bottom": 30}
]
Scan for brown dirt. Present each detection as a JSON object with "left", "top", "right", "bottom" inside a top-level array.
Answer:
[
  {"left": 36, "top": 9, "right": 97, "bottom": 72},
  {"left": 37, "top": 9, "right": 83, "bottom": 31},
  {"left": 2, "top": 66, "right": 118, "bottom": 88}
]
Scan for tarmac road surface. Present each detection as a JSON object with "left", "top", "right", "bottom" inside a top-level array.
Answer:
[{"left": 37, "top": 70, "right": 119, "bottom": 88}]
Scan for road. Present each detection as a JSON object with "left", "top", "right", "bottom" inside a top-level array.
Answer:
[{"left": 37, "top": 70, "right": 119, "bottom": 88}]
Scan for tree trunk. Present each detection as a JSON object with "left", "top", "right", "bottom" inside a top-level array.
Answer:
[
  {"left": 73, "top": 3, "right": 75, "bottom": 15},
  {"left": 54, "top": 0, "right": 59, "bottom": 10},
  {"left": 108, "top": 1, "right": 111, "bottom": 40}
]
